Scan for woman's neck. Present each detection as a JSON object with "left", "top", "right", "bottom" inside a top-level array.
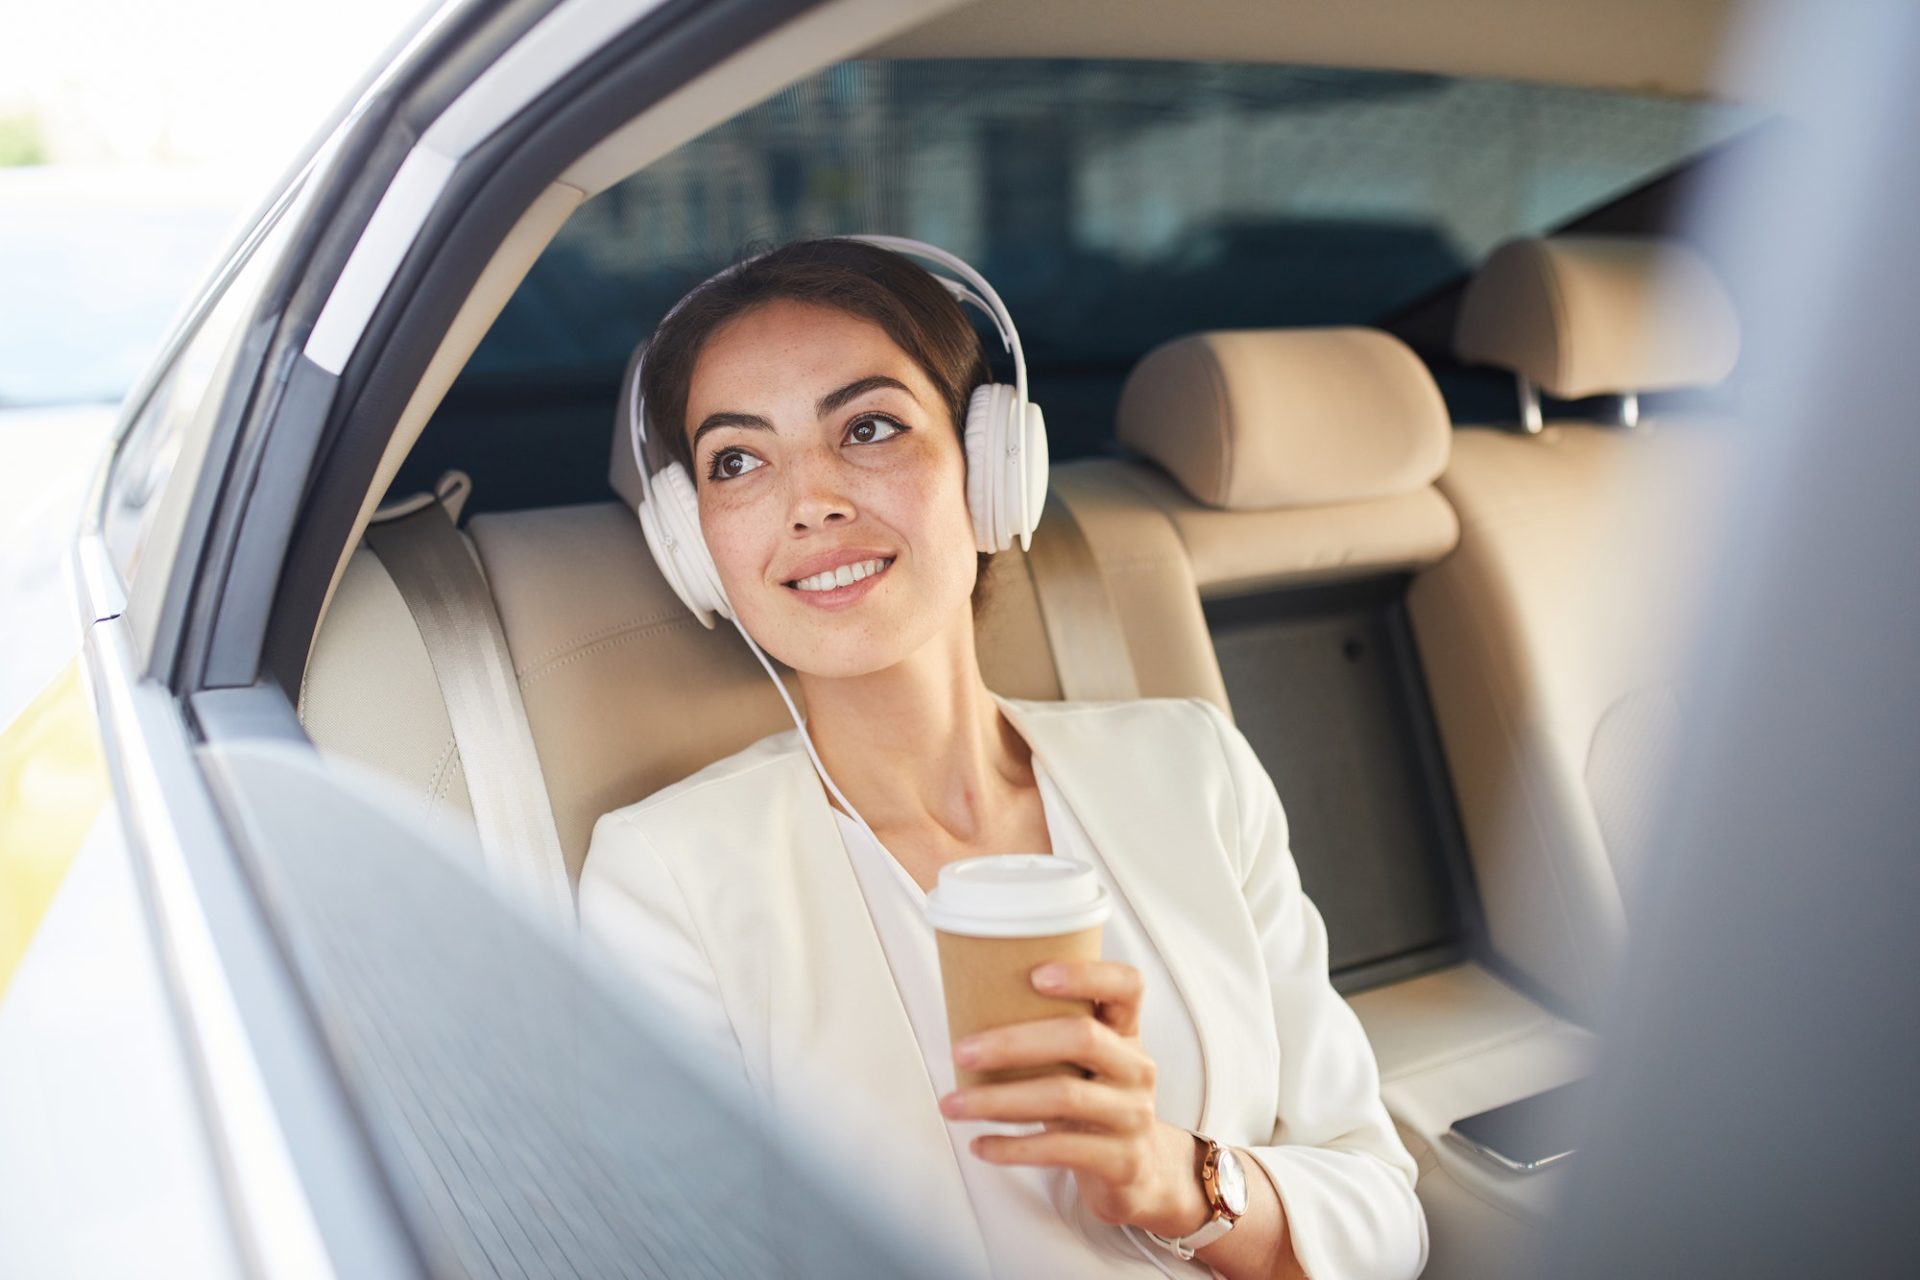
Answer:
[{"left": 796, "top": 616, "right": 1030, "bottom": 847}]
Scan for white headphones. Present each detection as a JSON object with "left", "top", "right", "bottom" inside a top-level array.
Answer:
[{"left": 621, "top": 234, "right": 1049, "bottom": 628}]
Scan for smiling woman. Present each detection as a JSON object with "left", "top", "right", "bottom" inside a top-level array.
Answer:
[
  {"left": 679, "top": 298, "right": 981, "bottom": 677},
  {"left": 638, "top": 239, "right": 997, "bottom": 622},
  {"left": 578, "top": 237, "right": 1429, "bottom": 1280}
]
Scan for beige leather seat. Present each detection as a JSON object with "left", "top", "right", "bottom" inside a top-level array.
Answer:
[
  {"left": 1109, "top": 326, "right": 1461, "bottom": 595},
  {"left": 300, "top": 329, "right": 1464, "bottom": 888},
  {"left": 301, "top": 421, "right": 1232, "bottom": 887},
  {"left": 1413, "top": 234, "right": 1740, "bottom": 1024},
  {"left": 1107, "top": 324, "right": 1597, "bottom": 1276}
]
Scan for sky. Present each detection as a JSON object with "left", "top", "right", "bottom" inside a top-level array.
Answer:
[{"left": 0, "top": 0, "right": 430, "bottom": 186}]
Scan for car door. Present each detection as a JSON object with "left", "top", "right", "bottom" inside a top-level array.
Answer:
[{"left": 7, "top": 1, "right": 968, "bottom": 1276}]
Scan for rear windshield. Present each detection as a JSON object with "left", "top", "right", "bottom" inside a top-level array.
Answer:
[{"left": 421, "top": 59, "right": 1756, "bottom": 508}]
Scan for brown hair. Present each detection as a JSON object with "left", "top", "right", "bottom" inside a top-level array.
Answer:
[{"left": 639, "top": 238, "right": 995, "bottom": 605}]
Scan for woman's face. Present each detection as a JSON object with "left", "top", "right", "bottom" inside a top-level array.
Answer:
[{"left": 681, "top": 298, "right": 979, "bottom": 677}]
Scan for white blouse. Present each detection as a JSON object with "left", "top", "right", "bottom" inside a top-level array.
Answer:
[{"left": 832, "top": 760, "right": 1217, "bottom": 1280}]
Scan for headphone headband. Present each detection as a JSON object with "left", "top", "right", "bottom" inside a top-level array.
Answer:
[
  {"left": 626, "top": 235, "right": 1028, "bottom": 499},
  {"left": 847, "top": 235, "right": 1026, "bottom": 404}
]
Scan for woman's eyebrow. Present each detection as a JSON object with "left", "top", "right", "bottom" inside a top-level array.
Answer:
[
  {"left": 816, "top": 375, "right": 918, "bottom": 416},
  {"left": 690, "top": 411, "right": 773, "bottom": 450}
]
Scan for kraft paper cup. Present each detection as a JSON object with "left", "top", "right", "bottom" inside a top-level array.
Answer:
[{"left": 926, "top": 855, "right": 1111, "bottom": 1088}]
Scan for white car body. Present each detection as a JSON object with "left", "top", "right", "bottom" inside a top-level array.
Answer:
[{"left": 2, "top": 1, "right": 1915, "bottom": 1277}]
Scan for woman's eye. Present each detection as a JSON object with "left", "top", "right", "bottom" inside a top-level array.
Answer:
[
  {"left": 707, "top": 448, "right": 765, "bottom": 481},
  {"left": 847, "top": 415, "right": 907, "bottom": 446}
]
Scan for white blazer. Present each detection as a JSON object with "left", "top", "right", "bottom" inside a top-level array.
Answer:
[{"left": 579, "top": 695, "right": 1429, "bottom": 1280}]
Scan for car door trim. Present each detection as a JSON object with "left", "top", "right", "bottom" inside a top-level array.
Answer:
[
  {"left": 84, "top": 615, "right": 422, "bottom": 1280},
  {"left": 304, "top": 0, "right": 671, "bottom": 375}
]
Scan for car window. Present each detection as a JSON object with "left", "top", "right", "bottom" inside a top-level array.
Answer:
[
  {"left": 412, "top": 59, "right": 1759, "bottom": 511},
  {"left": 209, "top": 741, "right": 955, "bottom": 1280},
  {"left": 101, "top": 199, "right": 290, "bottom": 658},
  {"left": 0, "top": 179, "right": 238, "bottom": 409}
]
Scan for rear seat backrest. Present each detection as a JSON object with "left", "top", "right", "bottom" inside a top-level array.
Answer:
[
  {"left": 302, "top": 400, "right": 1232, "bottom": 885},
  {"left": 305, "top": 506, "right": 1077, "bottom": 884},
  {"left": 1103, "top": 321, "right": 1609, "bottom": 1271},
  {"left": 1097, "top": 326, "right": 1473, "bottom": 984},
  {"left": 301, "top": 539, "right": 475, "bottom": 821},
  {"left": 1417, "top": 233, "right": 1740, "bottom": 1020}
]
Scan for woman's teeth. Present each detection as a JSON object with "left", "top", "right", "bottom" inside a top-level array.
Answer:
[{"left": 791, "top": 557, "right": 892, "bottom": 593}]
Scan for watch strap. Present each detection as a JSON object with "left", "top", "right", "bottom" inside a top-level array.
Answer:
[
  {"left": 1145, "top": 1135, "right": 1240, "bottom": 1261},
  {"left": 1136, "top": 1205, "right": 1228, "bottom": 1266},
  {"left": 1146, "top": 1212, "right": 1235, "bottom": 1261}
]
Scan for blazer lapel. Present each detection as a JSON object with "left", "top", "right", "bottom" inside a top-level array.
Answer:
[
  {"left": 995, "top": 697, "right": 1244, "bottom": 1137},
  {"left": 756, "top": 750, "right": 994, "bottom": 1280}
]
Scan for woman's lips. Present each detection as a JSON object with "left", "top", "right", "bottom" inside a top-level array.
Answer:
[{"left": 783, "top": 556, "right": 895, "bottom": 608}]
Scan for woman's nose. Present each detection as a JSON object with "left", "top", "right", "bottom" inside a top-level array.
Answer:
[{"left": 784, "top": 447, "right": 854, "bottom": 533}]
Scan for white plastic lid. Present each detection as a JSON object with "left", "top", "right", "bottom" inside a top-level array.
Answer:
[{"left": 924, "top": 854, "right": 1111, "bottom": 938}]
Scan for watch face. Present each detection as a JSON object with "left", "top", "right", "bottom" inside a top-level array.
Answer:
[{"left": 1215, "top": 1148, "right": 1249, "bottom": 1216}]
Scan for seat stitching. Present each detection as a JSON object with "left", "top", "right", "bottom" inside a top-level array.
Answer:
[
  {"left": 1091, "top": 553, "right": 1183, "bottom": 574},
  {"left": 426, "top": 735, "right": 457, "bottom": 804},
  {"left": 515, "top": 609, "right": 684, "bottom": 672},
  {"left": 517, "top": 615, "right": 706, "bottom": 688}
]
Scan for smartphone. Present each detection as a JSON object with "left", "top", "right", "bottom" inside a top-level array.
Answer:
[{"left": 1444, "top": 1078, "right": 1590, "bottom": 1173}]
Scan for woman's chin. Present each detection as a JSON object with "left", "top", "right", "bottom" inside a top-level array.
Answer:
[
  {"left": 800, "top": 652, "right": 906, "bottom": 680},
  {"left": 731, "top": 609, "right": 888, "bottom": 678},
  {"left": 746, "top": 611, "right": 950, "bottom": 682}
]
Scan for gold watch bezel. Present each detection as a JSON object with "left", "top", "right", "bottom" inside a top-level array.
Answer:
[{"left": 1199, "top": 1138, "right": 1247, "bottom": 1222}]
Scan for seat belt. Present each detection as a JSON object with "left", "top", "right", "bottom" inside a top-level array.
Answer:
[
  {"left": 364, "top": 474, "right": 575, "bottom": 931},
  {"left": 1024, "top": 491, "right": 1141, "bottom": 701}
]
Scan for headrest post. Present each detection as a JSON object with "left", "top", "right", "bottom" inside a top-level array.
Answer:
[
  {"left": 1517, "top": 373, "right": 1544, "bottom": 435},
  {"left": 1618, "top": 391, "right": 1641, "bottom": 429},
  {"left": 1456, "top": 235, "right": 1740, "bottom": 406}
]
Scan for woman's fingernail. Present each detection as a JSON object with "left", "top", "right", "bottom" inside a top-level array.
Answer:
[
  {"left": 939, "top": 1092, "right": 966, "bottom": 1117},
  {"left": 954, "top": 1039, "right": 978, "bottom": 1065},
  {"left": 1032, "top": 964, "right": 1064, "bottom": 991}
]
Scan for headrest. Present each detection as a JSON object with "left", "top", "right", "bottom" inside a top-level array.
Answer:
[
  {"left": 1455, "top": 235, "right": 1740, "bottom": 398},
  {"left": 1115, "top": 327, "right": 1450, "bottom": 511}
]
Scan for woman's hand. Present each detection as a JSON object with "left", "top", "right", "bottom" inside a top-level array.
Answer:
[{"left": 937, "top": 960, "right": 1214, "bottom": 1239}]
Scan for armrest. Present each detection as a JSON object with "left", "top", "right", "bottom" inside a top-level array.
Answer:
[{"left": 1348, "top": 962, "right": 1597, "bottom": 1278}]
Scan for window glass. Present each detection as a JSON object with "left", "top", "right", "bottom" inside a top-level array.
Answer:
[
  {"left": 223, "top": 744, "right": 951, "bottom": 1280},
  {"left": 0, "top": 186, "right": 237, "bottom": 409},
  {"left": 102, "top": 200, "right": 287, "bottom": 655},
  {"left": 426, "top": 60, "right": 1758, "bottom": 508}
]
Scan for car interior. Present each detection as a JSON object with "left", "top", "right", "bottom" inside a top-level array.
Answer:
[{"left": 280, "top": 2, "right": 1753, "bottom": 1274}]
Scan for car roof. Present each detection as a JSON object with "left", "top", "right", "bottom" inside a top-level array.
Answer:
[{"left": 871, "top": 0, "right": 1740, "bottom": 99}]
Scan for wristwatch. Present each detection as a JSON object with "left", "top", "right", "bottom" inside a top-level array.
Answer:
[{"left": 1146, "top": 1134, "right": 1249, "bottom": 1261}]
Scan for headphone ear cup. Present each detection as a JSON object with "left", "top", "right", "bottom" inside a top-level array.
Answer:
[
  {"left": 964, "top": 384, "right": 1051, "bottom": 552},
  {"left": 638, "top": 463, "right": 732, "bottom": 626},
  {"left": 1017, "top": 400, "right": 1049, "bottom": 551},
  {"left": 964, "top": 384, "right": 1003, "bottom": 553}
]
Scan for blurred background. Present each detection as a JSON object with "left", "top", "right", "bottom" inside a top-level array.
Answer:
[{"left": 0, "top": 0, "right": 418, "bottom": 724}]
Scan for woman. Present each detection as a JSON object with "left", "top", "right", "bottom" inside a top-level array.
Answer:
[{"left": 579, "top": 238, "right": 1427, "bottom": 1280}]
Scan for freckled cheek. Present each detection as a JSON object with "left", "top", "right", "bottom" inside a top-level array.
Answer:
[
  {"left": 866, "top": 477, "right": 972, "bottom": 609},
  {"left": 698, "top": 499, "right": 779, "bottom": 592}
]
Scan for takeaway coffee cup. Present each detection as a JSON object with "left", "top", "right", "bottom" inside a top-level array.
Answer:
[{"left": 926, "top": 854, "right": 1112, "bottom": 1087}]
